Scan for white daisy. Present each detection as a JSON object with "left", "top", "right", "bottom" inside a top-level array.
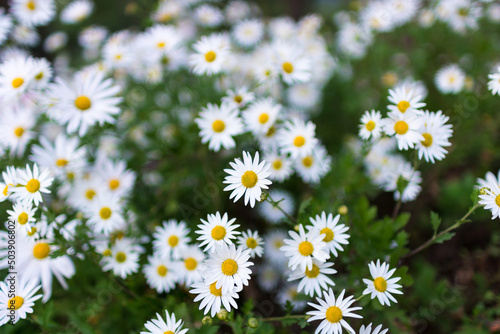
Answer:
[
  {"left": 264, "top": 230, "right": 289, "bottom": 267},
  {"left": 273, "top": 41, "right": 311, "bottom": 84},
  {"left": 152, "top": 219, "right": 191, "bottom": 259},
  {"left": 237, "top": 230, "right": 264, "bottom": 258},
  {"left": 60, "top": 0, "right": 94, "bottom": 24},
  {"left": 242, "top": 97, "right": 281, "bottom": 135},
  {"left": 190, "top": 279, "right": 241, "bottom": 317},
  {"left": 0, "top": 277, "right": 42, "bottom": 325},
  {"left": 101, "top": 239, "right": 140, "bottom": 279},
  {"left": 488, "top": 66, "right": 500, "bottom": 95},
  {"left": 294, "top": 144, "right": 332, "bottom": 184},
  {"left": 279, "top": 118, "right": 318, "bottom": 158},
  {"left": 11, "top": 0, "right": 55, "bottom": 27},
  {"left": 0, "top": 9, "right": 12, "bottom": 46},
  {"left": 435, "top": 64, "right": 465, "bottom": 94},
  {"left": 416, "top": 110, "right": 453, "bottom": 163},
  {"left": 362, "top": 259, "right": 403, "bottom": 306},
  {"left": 195, "top": 4, "right": 223, "bottom": 28},
  {"left": 143, "top": 254, "right": 179, "bottom": 293},
  {"left": 307, "top": 212, "right": 350, "bottom": 257},
  {"left": 307, "top": 288, "right": 363, "bottom": 334},
  {"left": 359, "top": 110, "right": 383, "bottom": 140},
  {"left": 140, "top": 310, "right": 188, "bottom": 334},
  {"left": 383, "top": 112, "right": 424, "bottom": 150},
  {"left": 175, "top": 246, "right": 206, "bottom": 287},
  {"left": 0, "top": 55, "right": 35, "bottom": 102},
  {"left": 223, "top": 151, "right": 272, "bottom": 208},
  {"left": 0, "top": 167, "right": 18, "bottom": 202},
  {"left": 263, "top": 150, "right": 293, "bottom": 182},
  {"left": 478, "top": 171, "right": 500, "bottom": 219},
  {"left": 0, "top": 106, "right": 36, "bottom": 157},
  {"left": 11, "top": 164, "right": 53, "bottom": 206},
  {"left": 196, "top": 212, "right": 240, "bottom": 253},
  {"left": 387, "top": 86, "right": 425, "bottom": 116},
  {"left": 359, "top": 323, "right": 388, "bottom": 334},
  {"left": 221, "top": 87, "right": 255, "bottom": 109},
  {"left": 85, "top": 194, "right": 126, "bottom": 235},
  {"left": 95, "top": 155, "right": 136, "bottom": 197},
  {"left": 232, "top": 19, "right": 264, "bottom": 48},
  {"left": 288, "top": 260, "right": 336, "bottom": 297},
  {"left": 6, "top": 202, "right": 37, "bottom": 235},
  {"left": 190, "top": 34, "right": 230, "bottom": 75}
]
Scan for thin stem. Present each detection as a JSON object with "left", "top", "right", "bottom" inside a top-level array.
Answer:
[
  {"left": 392, "top": 198, "right": 402, "bottom": 220},
  {"left": 402, "top": 203, "right": 481, "bottom": 260},
  {"left": 355, "top": 294, "right": 366, "bottom": 302},
  {"left": 261, "top": 314, "right": 307, "bottom": 322},
  {"left": 266, "top": 194, "right": 298, "bottom": 224}
]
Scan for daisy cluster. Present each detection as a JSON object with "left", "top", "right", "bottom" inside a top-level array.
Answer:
[{"left": 358, "top": 85, "right": 453, "bottom": 203}]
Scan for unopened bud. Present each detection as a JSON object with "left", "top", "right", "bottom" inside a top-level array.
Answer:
[
  {"left": 294, "top": 224, "right": 300, "bottom": 232},
  {"left": 260, "top": 191, "right": 268, "bottom": 202},
  {"left": 248, "top": 317, "right": 258, "bottom": 328},
  {"left": 338, "top": 205, "right": 348, "bottom": 215},
  {"left": 202, "top": 316, "right": 213, "bottom": 325},
  {"left": 216, "top": 309, "right": 228, "bottom": 321}
]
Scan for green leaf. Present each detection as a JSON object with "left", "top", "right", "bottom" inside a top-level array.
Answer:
[
  {"left": 435, "top": 232, "right": 456, "bottom": 244},
  {"left": 430, "top": 211, "right": 441, "bottom": 237},
  {"left": 394, "top": 212, "right": 411, "bottom": 230},
  {"left": 298, "top": 197, "right": 312, "bottom": 216}
]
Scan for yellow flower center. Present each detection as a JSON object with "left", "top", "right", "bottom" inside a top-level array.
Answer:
[
  {"left": 18, "top": 212, "right": 29, "bottom": 225},
  {"left": 75, "top": 96, "right": 92, "bottom": 111},
  {"left": 205, "top": 51, "right": 216, "bottom": 62},
  {"left": 293, "top": 135, "right": 306, "bottom": 147},
  {"left": 258, "top": 113, "right": 269, "bottom": 124},
  {"left": 14, "top": 127, "right": 24, "bottom": 138},
  {"left": 27, "top": 227, "right": 37, "bottom": 236},
  {"left": 12, "top": 77, "right": 24, "bottom": 88},
  {"left": 234, "top": 95, "right": 242, "bottom": 103},
  {"left": 273, "top": 160, "right": 282, "bottom": 170},
  {"left": 374, "top": 277, "right": 387, "bottom": 292},
  {"left": 221, "top": 259, "right": 238, "bottom": 276},
  {"left": 164, "top": 331, "right": 174, "bottom": 334},
  {"left": 115, "top": 252, "right": 127, "bottom": 263},
  {"left": 320, "top": 227, "right": 334, "bottom": 242},
  {"left": 33, "top": 242, "right": 50, "bottom": 260},
  {"left": 325, "top": 306, "right": 342, "bottom": 323},
  {"left": 3, "top": 184, "right": 11, "bottom": 196},
  {"left": 157, "top": 42, "right": 165, "bottom": 48},
  {"left": 211, "top": 226, "right": 226, "bottom": 240},
  {"left": 302, "top": 156, "right": 313, "bottom": 167},
  {"left": 241, "top": 171, "right": 258, "bottom": 188},
  {"left": 394, "top": 120, "right": 409, "bottom": 135},
  {"left": 56, "top": 159, "right": 68, "bottom": 167},
  {"left": 305, "top": 263, "right": 320, "bottom": 278},
  {"left": 365, "top": 120, "right": 376, "bottom": 131},
  {"left": 266, "top": 126, "right": 276, "bottom": 137},
  {"left": 26, "top": 1, "right": 35, "bottom": 10},
  {"left": 157, "top": 265, "right": 168, "bottom": 276},
  {"left": 397, "top": 100, "right": 410, "bottom": 113},
  {"left": 209, "top": 282, "right": 222, "bottom": 296},
  {"left": 184, "top": 258, "right": 197, "bottom": 270},
  {"left": 274, "top": 240, "right": 283, "bottom": 248},
  {"left": 495, "top": 194, "right": 500, "bottom": 207},
  {"left": 212, "top": 120, "right": 225, "bottom": 133},
  {"left": 282, "top": 62, "right": 294, "bottom": 74},
  {"left": 35, "top": 72, "right": 43, "bottom": 80},
  {"left": 298, "top": 241, "right": 314, "bottom": 256},
  {"left": 85, "top": 189, "right": 96, "bottom": 200},
  {"left": 168, "top": 235, "right": 179, "bottom": 247},
  {"left": 7, "top": 296, "right": 24, "bottom": 310},
  {"left": 26, "top": 179, "right": 40, "bottom": 193},
  {"left": 246, "top": 237, "right": 258, "bottom": 249},
  {"left": 109, "top": 179, "right": 120, "bottom": 190},
  {"left": 103, "top": 249, "right": 112, "bottom": 256},
  {"left": 99, "top": 207, "right": 112, "bottom": 220},
  {"left": 421, "top": 133, "right": 433, "bottom": 147}
]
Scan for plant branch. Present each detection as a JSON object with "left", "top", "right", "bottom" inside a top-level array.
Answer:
[{"left": 265, "top": 194, "right": 298, "bottom": 224}]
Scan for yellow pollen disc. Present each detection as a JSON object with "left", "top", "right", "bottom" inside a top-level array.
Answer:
[
  {"left": 184, "top": 258, "right": 197, "bottom": 270},
  {"left": 397, "top": 100, "right": 410, "bottom": 113},
  {"left": 102, "top": 249, "right": 112, "bottom": 256},
  {"left": 374, "top": 277, "right": 387, "bottom": 292},
  {"left": 8, "top": 296, "right": 24, "bottom": 310},
  {"left": 157, "top": 265, "right": 168, "bottom": 276},
  {"left": 99, "top": 207, "right": 112, "bottom": 220},
  {"left": 27, "top": 227, "right": 37, "bottom": 236},
  {"left": 168, "top": 235, "right": 179, "bottom": 247},
  {"left": 320, "top": 227, "right": 334, "bottom": 242},
  {"left": 26, "top": 179, "right": 40, "bottom": 193},
  {"left": 266, "top": 126, "right": 276, "bottom": 137},
  {"left": 298, "top": 241, "right": 314, "bottom": 256},
  {"left": 495, "top": 194, "right": 500, "bottom": 207},
  {"left": 164, "top": 331, "right": 175, "bottom": 334},
  {"left": 18, "top": 212, "right": 29, "bottom": 225},
  {"left": 365, "top": 120, "right": 376, "bottom": 131},
  {"left": 26, "top": 1, "right": 35, "bottom": 10},
  {"left": 274, "top": 240, "right": 283, "bottom": 248},
  {"left": 35, "top": 72, "right": 43, "bottom": 80},
  {"left": 241, "top": 171, "right": 258, "bottom": 188},
  {"left": 246, "top": 237, "right": 258, "bottom": 249},
  {"left": 221, "top": 259, "right": 238, "bottom": 276},
  {"left": 115, "top": 252, "right": 127, "bottom": 263},
  {"left": 282, "top": 62, "right": 294, "bottom": 74},
  {"left": 258, "top": 113, "right": 269, "bottom": 124},
  {"left": 205, "top": 51, "right": 216, "bottom": 62},
  {"left": 115, "top": 54, "right": 122, "bottom": 60},
  {"left": 421, "top": 133, "right": 433, "bottom": 147},
  {"left": 157, "top": 42, "right": 165, "bottom": 48},
  {"left": 67, "top": 172, "right": 75, "bottom": 180},
  {"left": 212, "top": 119, "right": 225, "bottom": 133},
  {"left": 75, "top": 96, "right": 91, "bottom": 111},
  {"left": 302, "top": 156, "right": 313, "bottom": 167},
  {"left": 3, "top": 184, "right": 10, "bottom": 196},
  {"left": 209, "top": 282, "right": 222, "bottom": 296},
  {"left": 305, "top": 264, "right": 320, "bottom": 278},
  {"left": 85, "top": 189, "right": 96, "bottom": 200},
  {"left": 14, "top": 127, "right": 24, "bottom": 138},
  {"left": 33, "top": 242, "right": 50, "bottom": 260},
  {"left": 12, "top": 77, "right": 24, "bottom": 88},
  {"left": 293, "top": 136, "right": 306, "bottom": 147},
  {"left": 234, "top": 95, "right": 242, "bottom": 103},
  {"left": 211, "top": 225, "right": 226, "bottom": 240},
  {"left": 325, "top": 306, "right": 342, "bottom": 323},
  {"left": 109, "top": 179, "right": 120, "bottom": 190},
  {"left": 394, "top": 120, "right": 409, "bottom": 135},
  {"left": 273, "top": 160, "right": 282, "bottom": 170},
  {"left": 56, "top": 159, "right": 68, "bottom": 167}
]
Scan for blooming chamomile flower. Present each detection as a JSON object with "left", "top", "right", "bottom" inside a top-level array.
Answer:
[
  {"left": 11, "top": 164, "right": 53, "bottom": 206},
  {"left": 7, "top": 202, "right": 37, "bottom": 235},
  {"left": 152, "top": 219, "right": 191, "bottom": 259},
  {"left": 0, "top": 106, "right": 36, "bottom": 157},
  {"left": 359, "top": 323, "right": 388, "bottom": 334},
  {"left": 362, "top": 259, "right": 403, "bottom": 306},
  {"left": 478, "top": 171, "right": 500, "bottom": 219},
  {"left": 0, "top": 55, "right": 35, "bottom": 102},
  {"left": 288, "top": 260, "right": 337, "bottom": 297},
  {"left": 263, "top": 151, "right": 293, "bottom": 182},
  {"left": 101, "top": 239, "right": 140, "bottom": 279},
  {"left": 190, "top": 279, "right": 242, "bottom": 317},
  {"left": 195, "top": 4, "right": 223, "bottom": 28},
  {"left": 294, "top": 144, "right": 332, "bottom": 184},
  {"left": 0, "top": 277, "right": 42, "bottom": 325},
  {"left": 196, "top": 212, "right": 240, "bottom": 252},
  {"left": 242, "top": 97, "right": 281, "bottom": 135},
  {"left": 143, "top": 254, "right": 179, "bottom": 293},
  {"left": 307, "top": 288, "right": 363, "bottom": 334},
  {"left": 383, "top": 112, "right": 423, "bottom": 150},
  {"left": 190, "top": 34, "right": 230, "bottom": 75},
  {"left": 175, "top": 246, "right": 206, "bottom": 287},
  {"left": 85, "top": 194, "right": 126, "bottom": 235},
  {"left": 141, "top": 310, "right": 188, "bottom": 334},
  {"left": 307, "top": 212, "right": 350, "bottom": 257},
  {"left": 387, "top": 86, "right": 425, "bottom": 116},
  {"left": 95, "top": 155, "right": 136, "bottom": 197},
  {"left": 232, "top": 19, "right": 264, "bottom": 48},
  {"left": 359, "top": 110, "right": 383, "bottom": 140},
  {"left": 416, "top": 110, "right": 453, "bottom": 163},
  {"left": 279, "top": 118, "right": 318, "bottom": 158},
  {"left": 280, "top": 224, "right": 329, "bottom": 272},
  {"left": 273, "top": 41, "right": 311, "bottom": 84},
  {"left": 60, "top": 0, "right": 94, "bottom": 24},
  {"left": 237, "top": 230, "right": 264, "bottom": 258},
  {"left": 223, "top": 151, "right": 272, "bottom": 208},
  {"left": 0, "top": 166, "right": 17, "bottom": 202},
  {"left": 11, "top": 0, "right": 55, "bottom": 27},
  {"left": 264, "top": 230, "right": 289, "bottom": 266},
  {"left": 435, "top": 64, "right": 465, "bottom": 94},
  {"left": 488, "top": 66, "right": 500, "bottom": 95}
]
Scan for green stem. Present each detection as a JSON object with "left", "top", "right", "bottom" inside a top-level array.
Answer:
[
  {"left": 265, "top": 194, "right": 298, "bottom": 224},
  {"left": 261, "top": 314, "right": 307, "bottom": 322},
  {"left": 355, "top": 294, "right": 366, "bottom": 302}
]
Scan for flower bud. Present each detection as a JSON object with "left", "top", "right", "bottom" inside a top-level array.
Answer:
[
  {"left": 248, "top": 317, "right": 258, "bottom": 328},
  {"left": 216, "top": 309, "right": 228, "bottom": 321},
  {"left": 202, "top": 316, "right": 213, "bottom": 325},
  {"left": 338, "top": 205, "right": 348, "bottom": 215}
]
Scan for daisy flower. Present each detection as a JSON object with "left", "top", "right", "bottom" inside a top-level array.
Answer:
[
  {"left": 387, "top": 86, "right": 425, "bottom": 116},
  {"left": 0, "top": 55, "right": 35, "bottom": 102},
  {"left": 202, "top": 243, "right": 253, "bottom": 294},
  {"left": 143, "top": 254, "right": 179, "bottom": 293},
  {"left": 0, "top": 277, "right": 42, "bottom": 325},
  {"left": 11, "top": 164, "right": 53, "bottom": 206},
  {"left": 0, "top": 9, "right": 12, "bottom": 46},
  {"left": 190, "top": 279, "right": 242, "bottom": 317},
  {"left": 280, "top": 224, "right": 329, "bottom": 272},
  {"left": 140, "top": 310, "right": 188, "bottom": 334},
  {"left": 67, "top": 175, "right": 106, "bottom": 210},
  {"left": 287, "top": 82, "right": 321, "bottom": 110},
  {"left": 264, "top": 230, "right": 289, "bottom": 266},
  {"left": 85, "top": 194, "right": 126, "bottom": 235},
  {"left": 383, "top": 160, "right": 422, "bottom": 203},
  {"left": 307, "top": 289, "right": 363, "bottom": 334},
  {"left": 294, "top": 144, "right": 332, "bottom": 184},
  {"left": 152, "top": 219, "right": 191, "bottom": 259},
  {"left": 196, "top": 212, "right": 240, "bottom": 252},
  {"left": 30, "top": 57, "right": 53, "bottom": 89},
  {"left": 242, "top": 97, "right": 281, "bottom": 135},
  {"left": 435, "top": 64, "right": 465, "bottom": 94},
  {"left": 237, "top": 230, "right": 264, "bottom": 258},
  {"left": 0, "top": 167, "right": 18, "bottom": 202},
  {"left": 7, "top": 202, "right": 37, "bottom": 235},
  {"left": 223, "top": 151, "right": 272, "bottom": 208},
  {"left": 488, "top": 66, "right": 500, "bottom": 95},
  {"left": 383, "top": 112, "right": 424, "bottom": 151},
  {"left": 94, "top": 155, "right": 136, "bottom": 197},
  {"left": 362, "top": 259, "right": 403, "bottom": 306},
  {"left": 288, "top": 260, "right": 336, "bottom": 297},
  {"left": 273, "top": 41, "right": 311, "bottom": 84},
  {"left": 175, "top": 246, "right": 206, "bottom": 287},
  {"left": 256, "top": 263, "right": 281, "bottom": 292},
  {"left": 195, "top": 103, "right": 244, "bottom": 152},
  {"left": 232, "top": 19, "right": 264, "bottom": 48},
  {"left": 279, "top": 119, "right": 318, "bottom": 158},
  {"left": 190, "top": 34, "right": 230, "bottom": 75},
  {"left": 221, "top": 87, "right": 255, "bottom": 109},
  {"left": 101, "top": 239, "right": 140, "bottom": 279},
  {"left": 359, "top": 323, "right": 388, "bottom": 334},
  {"left": 263, "top": 151, "right": 293, "bottom": 182},
  {"left": 478, "top": 171, "right": 500, "bottom": 219},
  {"left": 359, "top": 110, "right": 383, "bottom": 140},
  {"left": 0, "top": 106, "right": 36, "bottom": 157},
  {"left": 10, "top": 0, "right": 56, "bottom": 27},
  {"left": 416, "top": 110, "right": 453, "bottom": 163},
  {"left": 307, "top": 212, "right": 350, "bottom": 257},
  {"left": 195, "top": 4, "right": 223, "bottom": 28},
  {"left": 60, "top": 0, "right": 94, "bottom": 24}
]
